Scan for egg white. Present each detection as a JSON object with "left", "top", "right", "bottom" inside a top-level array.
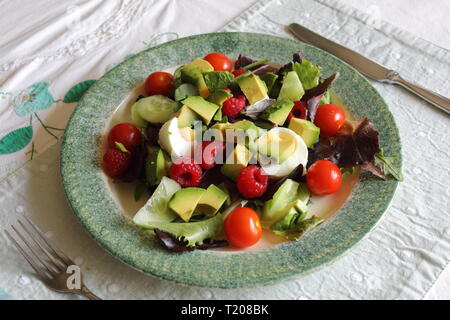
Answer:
[
  {"left": 257, "top": 127, "right": 308, "bottom": 178},
  {"left": 158, "top": 118, "right": 194, "bottom": 158}
]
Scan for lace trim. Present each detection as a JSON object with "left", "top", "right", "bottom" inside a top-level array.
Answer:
[{"left": 0, "top": 0, "right": 148, "bottom": 73}]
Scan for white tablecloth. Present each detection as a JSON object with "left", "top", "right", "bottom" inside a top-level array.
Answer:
[{"left": 0, "top": 0, "right": 449, "bottom": 300}]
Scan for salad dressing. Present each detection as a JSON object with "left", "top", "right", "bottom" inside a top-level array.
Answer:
[{"left": 102, "top": 66, "right": 359, "bottom": 252}]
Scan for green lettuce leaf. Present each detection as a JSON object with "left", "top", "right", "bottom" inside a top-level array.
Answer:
[
  {"left": 272, "top": 216, "right": 323, "bottom": 241},
  {"left": 374, "top": 150, "right": 403, "bottom": 181},
  {"left": 133, "top": 177, "right": 181, "bottom": 227},
  {"left": 146, "top": 214, "right": 224, "bottom": 247},
  {"left": 172, "top": 66, "right": 184, "bottom": 88},
  {"left": 292, "top": 60, "right": 321, "bottom": 90},
  {"left": 174, "top": 83, "right": 198, "bottom": 101},
  {"left": 203, "top": 71, "right": 234, "bottom": 92}
]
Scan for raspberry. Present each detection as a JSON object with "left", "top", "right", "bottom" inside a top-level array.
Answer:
[
  {"left": 232, "top": 70, "right": 247, "bottom": 77},
  {"left": 169, "top": 157, "right": 203, "bottom": 187},
  {"left": 288, "top": 101, "right": 307, "bottom": 120},
  {"left": 236, "top": 165, "right": 268, "bottom": 199},
  {"left": 195, "top": 141, "right": 225, "bottom": 170},
  {"left": 222, "top": 95, "right": 247, "bottom": 118},
  {"left": 103, "top": 148, "right": 132, "bottom": 178}
]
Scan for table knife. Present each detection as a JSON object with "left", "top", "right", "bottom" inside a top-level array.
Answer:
[{"left": 288, "top": 23, "right": 450, "bottom": 114}]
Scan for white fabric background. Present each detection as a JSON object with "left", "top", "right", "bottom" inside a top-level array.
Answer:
[{"left": 0, "top": 0, "right": 449, "bottom": 300}]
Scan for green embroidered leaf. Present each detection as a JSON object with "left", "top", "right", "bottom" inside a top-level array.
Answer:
[
  {"left": 63, "top": 80, "right": 96, "bottom": 103},
  {"left": 0, "top": 126, "right": 33, "bottom": 154},
  {"left": 15, "top": 82, "right": 54, "bottom": 117}
]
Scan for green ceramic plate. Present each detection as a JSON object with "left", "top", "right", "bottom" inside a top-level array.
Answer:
[{"left": 61, "top": 32, "right": 401, "bottom": 288}]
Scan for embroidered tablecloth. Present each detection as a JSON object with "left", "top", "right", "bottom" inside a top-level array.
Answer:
[{"left": 1, "top": 0, "right": 449, "bottom": 300}]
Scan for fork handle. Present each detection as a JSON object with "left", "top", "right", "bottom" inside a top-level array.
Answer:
[
  {"left": 385, "top": 71, "right": 450, "bottom": 114},
  {"left": 81, "top": 286, "right": 102, "bottom": 300}
]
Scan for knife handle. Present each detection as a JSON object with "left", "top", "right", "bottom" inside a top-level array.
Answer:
[{"left": 384, "top": 70, "right": 450, "bottom": 114}]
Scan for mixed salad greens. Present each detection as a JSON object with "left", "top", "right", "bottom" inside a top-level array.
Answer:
[{"left": 102, "top": 52, "right": 402, "bottom": 252}]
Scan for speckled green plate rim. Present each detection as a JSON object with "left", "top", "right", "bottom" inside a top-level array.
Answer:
[{"left": 61, "top": 32, "right": 401, "bottom": 288}]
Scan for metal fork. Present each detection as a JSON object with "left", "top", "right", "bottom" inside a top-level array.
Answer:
[{"left": 4, "top": 216, "right": 101, "bottom": 300}]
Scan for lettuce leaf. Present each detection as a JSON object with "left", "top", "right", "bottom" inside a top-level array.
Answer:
[
  {"left": 373, "top": 150, "right": 403, "bottom": 181},
  {"left": 154, "top": 229, "right": 228, "bottom": 252},
  {"left": 234, "top": 55, "right": 279, "bottom": 75},
  {"left": 146, "top": 214, "right": 224, "bottom": 247},
  {"left": 303, "top": 73, "right": 339, "bottom": 122},
  {"left": 315, "top": 118, "right": 380, "bottom": 168},
  {"left": 203, "top": 71, "right": 234, "bottom": 92},
  {"left": 292, "top": 60, "right": 322, "bottom": 90},
  {"left": 235, "top": 54, "right": 256, "bottom": 70},
  {"left": 272, "top": 216, "right": 323, "bottom": 240},
  {"left": 174, "top": 83, "right": 198, "bottom": 101},
  {"left": 172, "top": 65, "right": 184, "bottom": 88},
  {"left": 133, "top": 177, "right": 181, "bottom": 227}
]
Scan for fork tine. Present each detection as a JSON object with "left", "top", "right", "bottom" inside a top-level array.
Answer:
[
  {"left": 11, "top": 224, "right": 59, "bottom": 276},
  {"left": 5, "top": 230, "right": 50, "bottom": 281},
  {"left": 18, "top": 220, "right": 65, "bottom": 272},
  {"left": 23, "top": 216, "right": 73, "bottom": 265}
]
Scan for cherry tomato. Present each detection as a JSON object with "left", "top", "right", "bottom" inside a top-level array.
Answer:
[
  {"left": 108, "top": 123, "right": 142, "bottom": 150},
  {"left": 288, "top": 101, "right": 307, "bottom": 120},
  {"left": 224, "top": 207, "right": 262, "bottom": 248},
  {"left": 144, "top": 72, "right": 174, "bottom": 97},
  {"left": 203, "top": 52, "right": 233, "bottom": 72},
  {"left": 313, "top": 104, "right": 346, "bottom": 138},
  {"left": 306, "top": 160, "right": 342, "bottom": 196}
]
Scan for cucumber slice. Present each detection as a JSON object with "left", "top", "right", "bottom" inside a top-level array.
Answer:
[
  {"left": 135, "top": 95, "right": 176, "bottom": 124},
  {"left": 131, "top": 101, "right": 148, "bottom": 127}
]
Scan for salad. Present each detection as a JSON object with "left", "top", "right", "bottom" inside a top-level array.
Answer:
[{"left": 102, "top": 52, "right": 402, "bottom": 252}]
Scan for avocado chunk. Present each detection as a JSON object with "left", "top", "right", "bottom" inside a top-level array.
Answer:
[
  {"left": 237, "top": 73, "right": 268, "bottom": 105},
  {"left": 278, "top": 71, "right": 305, "bottom": 101},
  {"left": 180, "top": 58, "right": 214, "bottom": 98},
  {"left": 178, "top": 105, "right": 200, "bottom": 128},
  {"left": 195, "top": 185, "right": 229, "bottom": 215},
  {"left": 262, "top": 179, "right": 300, "bottom": 226},
  {"left": 182, "top": 96, "right": 219, "bottom": 125},
  {"left": 288, "top": 118, "right": 320, "bottom": 148},
  {"left": 207, "top": 89, "right": 233, "bottom": 106},
  {"left": 213, "top": 109, "right": 222, "bottom": 122},
  {"left": 212, "top": 120, "right": 261, "bottom": 148},
  {"left": 169, "top": 187, "right": 205, "bottom": 222},
  {"left": 256, "top": 128, "right": 297, "bottom": 163},
  {"left": 145, "top": 146, "right": 169, "bottom": 186},
  {"left": 259, "top": 98, "right": 294, "bottom": 126},
  {"left": 220, "top": 144, "right": 252, "bottom": 181},
  {"left": 260, "top": 72, "right": 279, "bottom": 93}
]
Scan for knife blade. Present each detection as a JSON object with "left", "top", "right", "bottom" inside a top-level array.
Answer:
[
  {"left": 288, "top": 22, "right": 450, "bottom": 114},
  {"left": 288, "top": 23, "right": 390, "bottom": 81}
]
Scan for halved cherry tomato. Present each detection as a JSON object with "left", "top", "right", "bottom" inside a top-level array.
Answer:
[
  {"left": 204, "top": 52, "right": 233, "bottom": 72},
  {"left": 144, "top": 72, "right": 174, "bottom": 97},
  {"left": 224, "top": 207, "right": 262, "bottom": 248},
  {"left": 314, "top": 104, "right": 346, "bottom": 138},
  {"left": 108, "top": 123, "right": 142, "bottom": 150},
  {"left": 306, "top": 160, "right": 342, "bottom": 196},
  {"left": 288, "top": 101, "right": 307, "bottom": 120}
]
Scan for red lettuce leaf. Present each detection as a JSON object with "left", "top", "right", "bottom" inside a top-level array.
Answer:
[
  {"left": 235, "top": 54, "right": 256, "bottom": 70},
  {"left": 277, "top": 52, "right": 306, "bottom": 76},
  {"left": 234, "top": 55, "right": 279, "bottom": 75},
  {"left": 314, "top": 118, "right": 381, "bottom": 168},
  {"left": 302, "top": 73, "right": 339, "bottom": 122}
]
